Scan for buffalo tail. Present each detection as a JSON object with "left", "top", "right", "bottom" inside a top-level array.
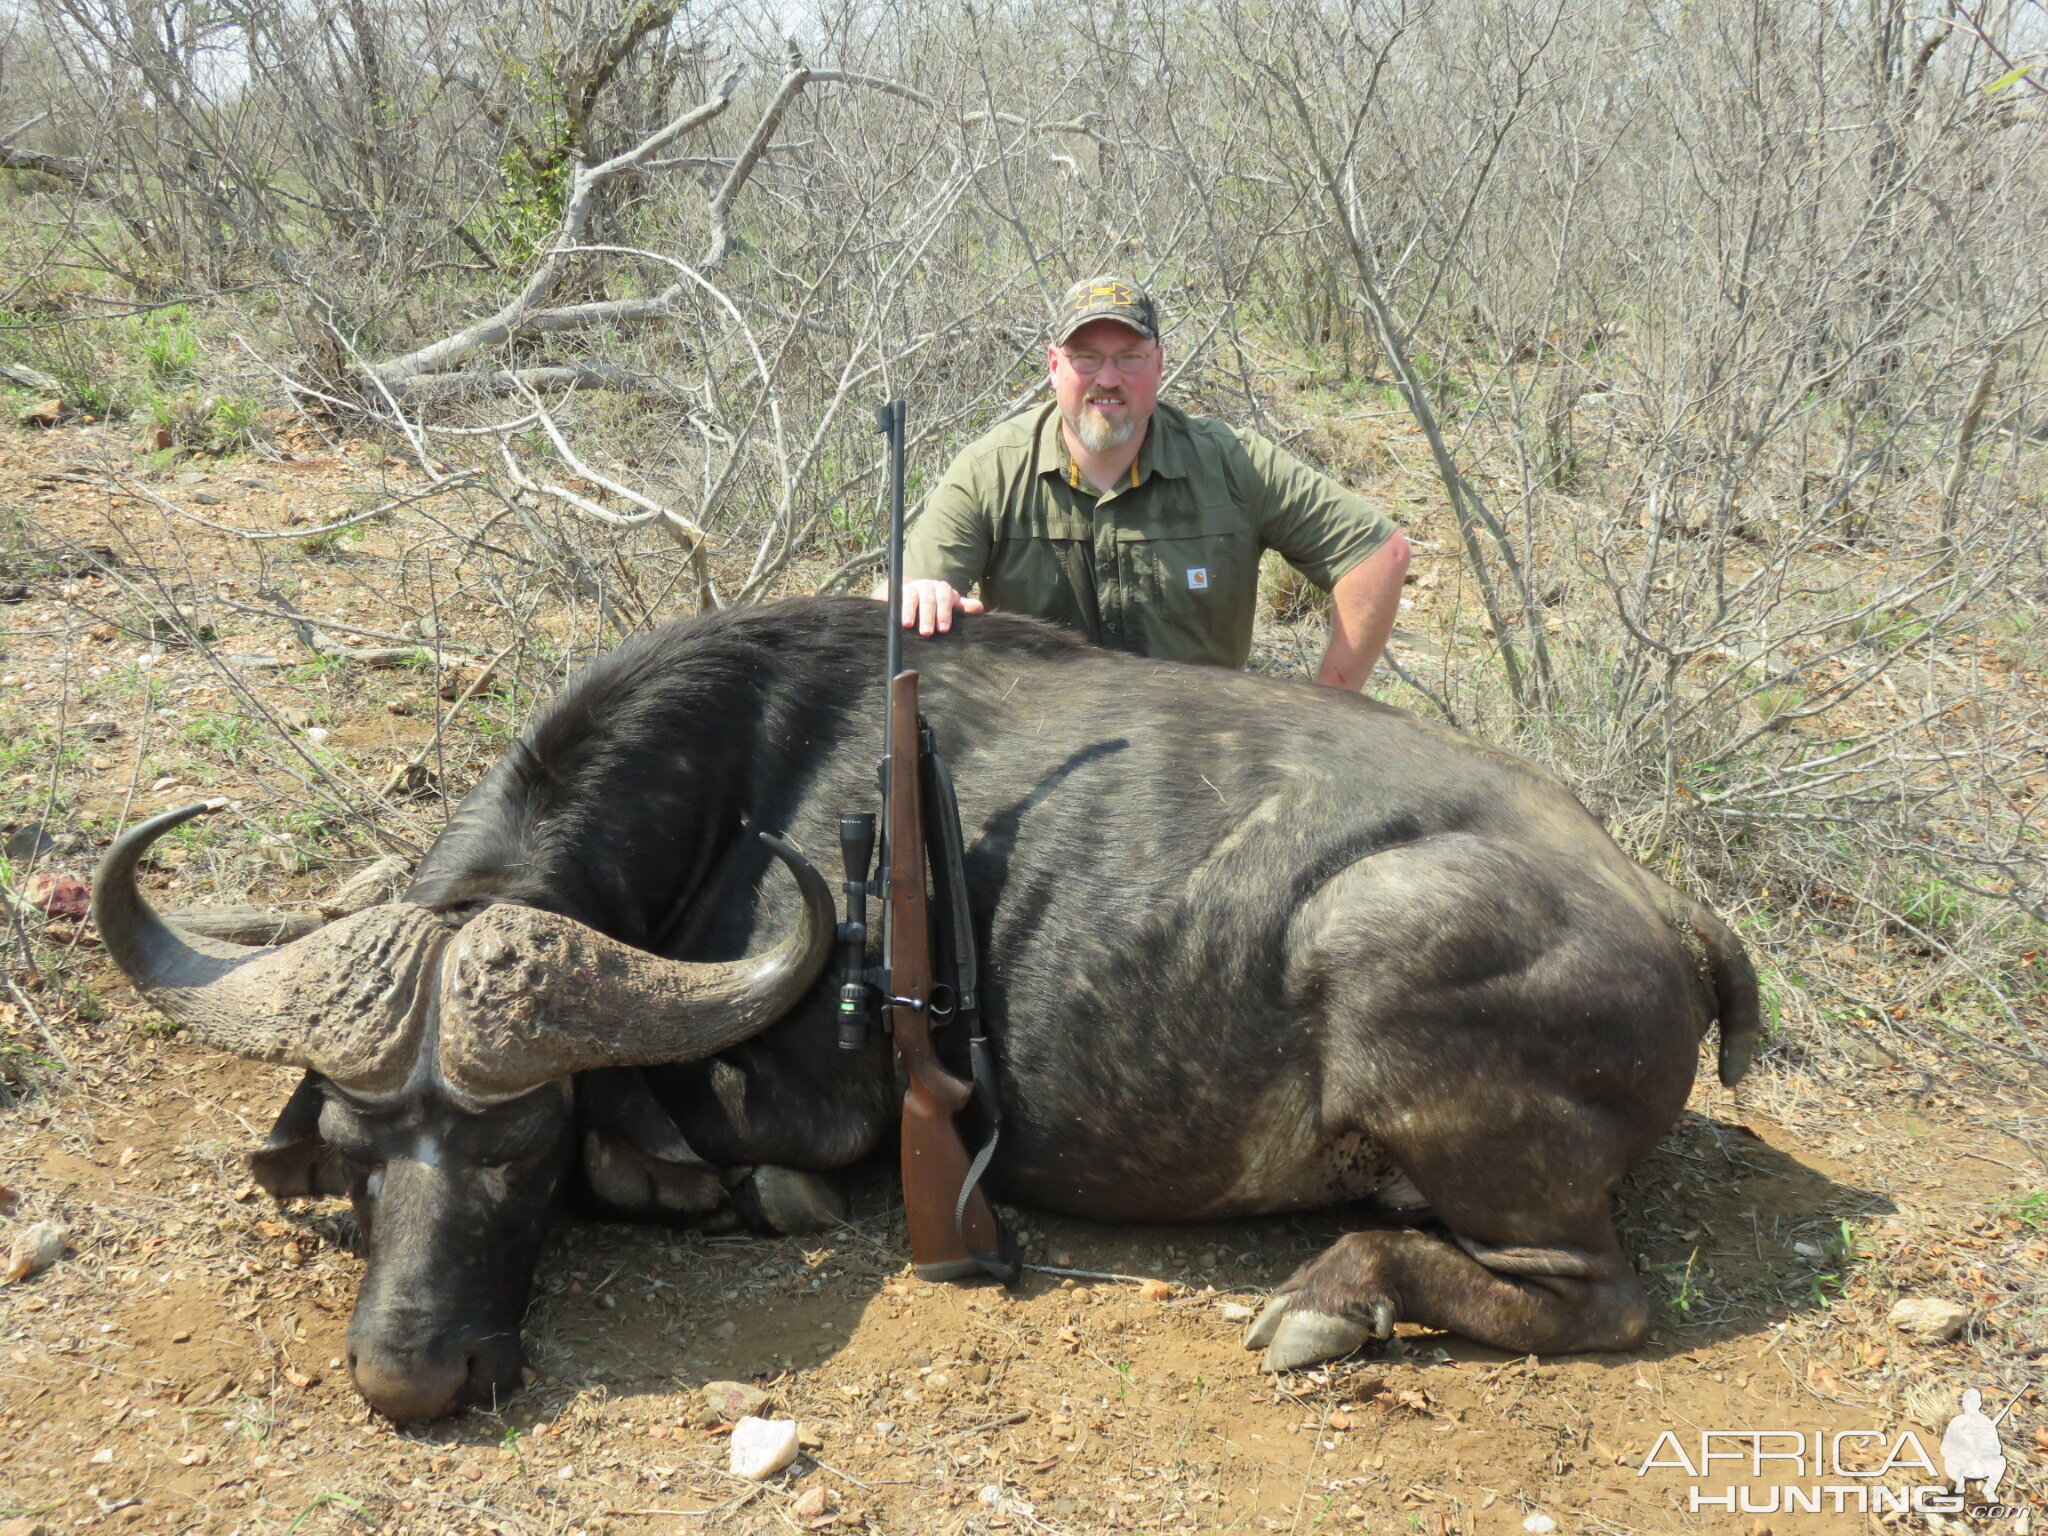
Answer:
[{"left": 1660, "top": 888, "right": 1763, "bottom": 1087}]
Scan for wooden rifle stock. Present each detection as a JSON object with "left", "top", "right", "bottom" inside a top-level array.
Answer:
[{"left": 885, "top": 670, "right": 1004, "bottom": 1277}]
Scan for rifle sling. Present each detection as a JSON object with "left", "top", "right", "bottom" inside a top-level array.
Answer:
[{"left": 922, "top": 730, "right": 1020, "bottom": 1285}]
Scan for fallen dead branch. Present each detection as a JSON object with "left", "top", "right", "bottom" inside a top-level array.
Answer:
[{"left": 107, "top": 469, "right": 481, "bottom": 544}]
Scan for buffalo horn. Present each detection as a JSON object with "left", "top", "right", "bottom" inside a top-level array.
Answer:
[
  {"left": 437, "top": 832, "right": 838, "bottom": 1100},
  {"left": 92, "top": 801, "right": 443, "bottom": 1094}
]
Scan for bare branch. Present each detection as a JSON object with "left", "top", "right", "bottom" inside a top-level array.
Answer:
[{"left": 365, "top": 67, "right": 742, "bottom": 388}]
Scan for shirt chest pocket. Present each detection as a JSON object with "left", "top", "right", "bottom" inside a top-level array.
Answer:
[
  {"left": 998, "top": 504, "right": 1093, "bottom": 544},
  {"left": 1120, "top": 518, "right": 1258, "bottom": 608},
  {"left": 985, "top": 506, "right": 1099, "bottom": 632},
  {"left": 1115, "top": 515, "right": 1262, "bottom": 665},
  {"left": 989, "top": 503, "right": 1092, "bottom": 574}
]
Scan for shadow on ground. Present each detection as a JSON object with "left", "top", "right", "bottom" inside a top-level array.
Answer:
[{"left": 371, "top": 1103, "right": 1891, "bottom": 1449}]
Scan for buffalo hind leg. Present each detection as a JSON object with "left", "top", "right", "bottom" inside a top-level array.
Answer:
[
  {"left": 1245, "top": 838, "right": 1694, "bottom": 1372},
  {"left": 1245, "top": 1221, "right": 1648, "bottom": 1373}
]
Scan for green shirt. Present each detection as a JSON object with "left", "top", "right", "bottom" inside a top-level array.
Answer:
[{"left": 904, "top": 400, "right": 1397, "bottom": 669}]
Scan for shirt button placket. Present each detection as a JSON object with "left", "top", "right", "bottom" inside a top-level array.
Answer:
[{"left": 1094, "top": 500, "right": 1119, "bottom": 646}]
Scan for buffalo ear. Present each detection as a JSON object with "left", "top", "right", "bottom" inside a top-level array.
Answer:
[
  {"left": 576, "top": 1068, "right": 726, "bottom": 1218},
  {"left": 247, "top": 1071, "right": 354, "bottom": 1199}
]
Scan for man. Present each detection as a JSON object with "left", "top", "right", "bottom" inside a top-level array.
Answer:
[{"left": 885, "top": 276, "right": 1410, "bottom": 690}]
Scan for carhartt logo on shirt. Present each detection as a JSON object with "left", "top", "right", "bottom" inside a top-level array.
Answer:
[{"left": 1187, "top": 567, "right": 1209, "bottom": 590}]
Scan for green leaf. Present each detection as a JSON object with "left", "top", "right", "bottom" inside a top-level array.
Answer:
[{"left": 1983, "top": 61, "right": 2039, "bottom": 94}]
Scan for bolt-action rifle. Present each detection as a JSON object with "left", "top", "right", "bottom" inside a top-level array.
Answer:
[{"left": 835, "top": 400, "right": 1018, "bottom": 1283}]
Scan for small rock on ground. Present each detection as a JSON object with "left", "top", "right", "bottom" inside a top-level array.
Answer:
[
  {"left": 702, "top": 1380, "right": 771, "bottom": 1421},
  {"left": 792, "top": 1486, "right": 832, "bottom": 1519},
  {"left": 22, "top": 871, "right": 89, "bottom": 920},
  {"left": 2, "top": 824, "right": 56, "bottom": 863},
  {"left": 0, "top": 362, "right": 61, "bottom": 393},
  {"left": 729, "top": 1416, "right": 799, "bottom": 1479},
  {"left": 1888, "top": 1295, "right": 1969, "bottom": 1341},
  {"left": 4, "top": 1221, "right": 66, "bottom": 1284}
]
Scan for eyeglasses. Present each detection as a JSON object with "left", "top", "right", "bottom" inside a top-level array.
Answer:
[{"left": 1059, "top": 346, "right": 1157, "bottom": 376}]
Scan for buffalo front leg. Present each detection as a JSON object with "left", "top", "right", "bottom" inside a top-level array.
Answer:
[{"left": 1244, "top": 1223, "right": 1648, "bottom": 1373}]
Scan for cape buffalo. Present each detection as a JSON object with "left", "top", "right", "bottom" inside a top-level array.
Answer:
[{"left": 94, "top": 596, "right": 1757, "bottom": 1420}]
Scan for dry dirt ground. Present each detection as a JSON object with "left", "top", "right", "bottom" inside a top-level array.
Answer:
[{"left": 0, "top": 415, "right": 2044, "bottom": 1536}]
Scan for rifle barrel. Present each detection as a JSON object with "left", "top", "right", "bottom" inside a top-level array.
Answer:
[{"left": 879, "top": 399, "right": 907, "bottom": 692}]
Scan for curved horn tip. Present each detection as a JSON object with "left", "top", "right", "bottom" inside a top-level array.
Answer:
[
  {"left": 96, "top": 799, "right": 229, "bottom": 884},
  {"left": 164, "top": 796, "right": 231, "bottom": 830},
  {"left": 755, "top": 829, "right": 803, "bottom": 860},
  {"left": 753, "top": 829, "right": 836, "bottom": 975},
  {"left": 755, "top": 830, "right": 832, "bottom": 906}
]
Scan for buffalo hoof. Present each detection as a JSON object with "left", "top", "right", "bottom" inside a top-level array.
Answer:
[
  {"left": 729, "top": 1166, "right": 846, "bottom": 1234},
  {"left": 1244, "top": 1294, "right": 1392, "bottom": 1373},
  {"left": 582, "top": 1130, "right": 725, "bottom": 1217},
  {"left": 1242, "top": 1293, "right": 1290, "bottom": 1351},
  {"left": 1258, "top": 1309, "right": 1375, "bottom": 1373}
]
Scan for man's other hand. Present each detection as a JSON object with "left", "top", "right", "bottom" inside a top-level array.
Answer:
[{"left": 871, "top": 578, "right": 985, "bottom": 636}]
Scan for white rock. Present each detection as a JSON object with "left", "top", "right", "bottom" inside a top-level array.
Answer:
[
  {"left": 4, "top": 1221, "right": 66, "bottom": 1284},
  {"left": 1889, "top": 1296, "right": 1969, "bottom": 1341},
  {"left": 1215, "top": 1301, "right": 1256, "bottom": 1323},
  {"left": 1523, "top": 1515, "right": 1557, "bottom": 1534},
  {"left": 729, "top": 1416, "right": 800, "bottom": 1480},
  {"left": 979, "top": 1484, "right": 1037, "bottom": 1519}
]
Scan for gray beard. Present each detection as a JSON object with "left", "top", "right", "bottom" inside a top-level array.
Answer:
[{"left": 1066, "top": 403, "right": 1137, "bottom": 454}]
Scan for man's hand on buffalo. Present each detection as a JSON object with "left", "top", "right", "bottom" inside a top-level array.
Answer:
[{"left": 872, "top": 577, "right": 985, "bottom": 637}]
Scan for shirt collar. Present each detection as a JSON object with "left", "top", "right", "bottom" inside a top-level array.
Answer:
[{"left": 1142, "top": 400, "right": 1191, "bottom": 481}]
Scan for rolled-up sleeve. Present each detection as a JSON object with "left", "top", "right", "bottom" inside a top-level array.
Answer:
[
  {"left": 1241, "top": 432, "right": 1397, "bottom": 591},
  {"left": 903, "top": 450, "right": 996, "bottom": 592}
]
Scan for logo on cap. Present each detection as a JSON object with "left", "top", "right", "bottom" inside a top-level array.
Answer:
[{"left": 1079, "top": 281, "right": 1138, "bottom": 310}]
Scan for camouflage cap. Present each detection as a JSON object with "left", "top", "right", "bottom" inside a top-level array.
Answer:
[{"left": 1053, "top": 276, "right": 1160, "bottom": 345}]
